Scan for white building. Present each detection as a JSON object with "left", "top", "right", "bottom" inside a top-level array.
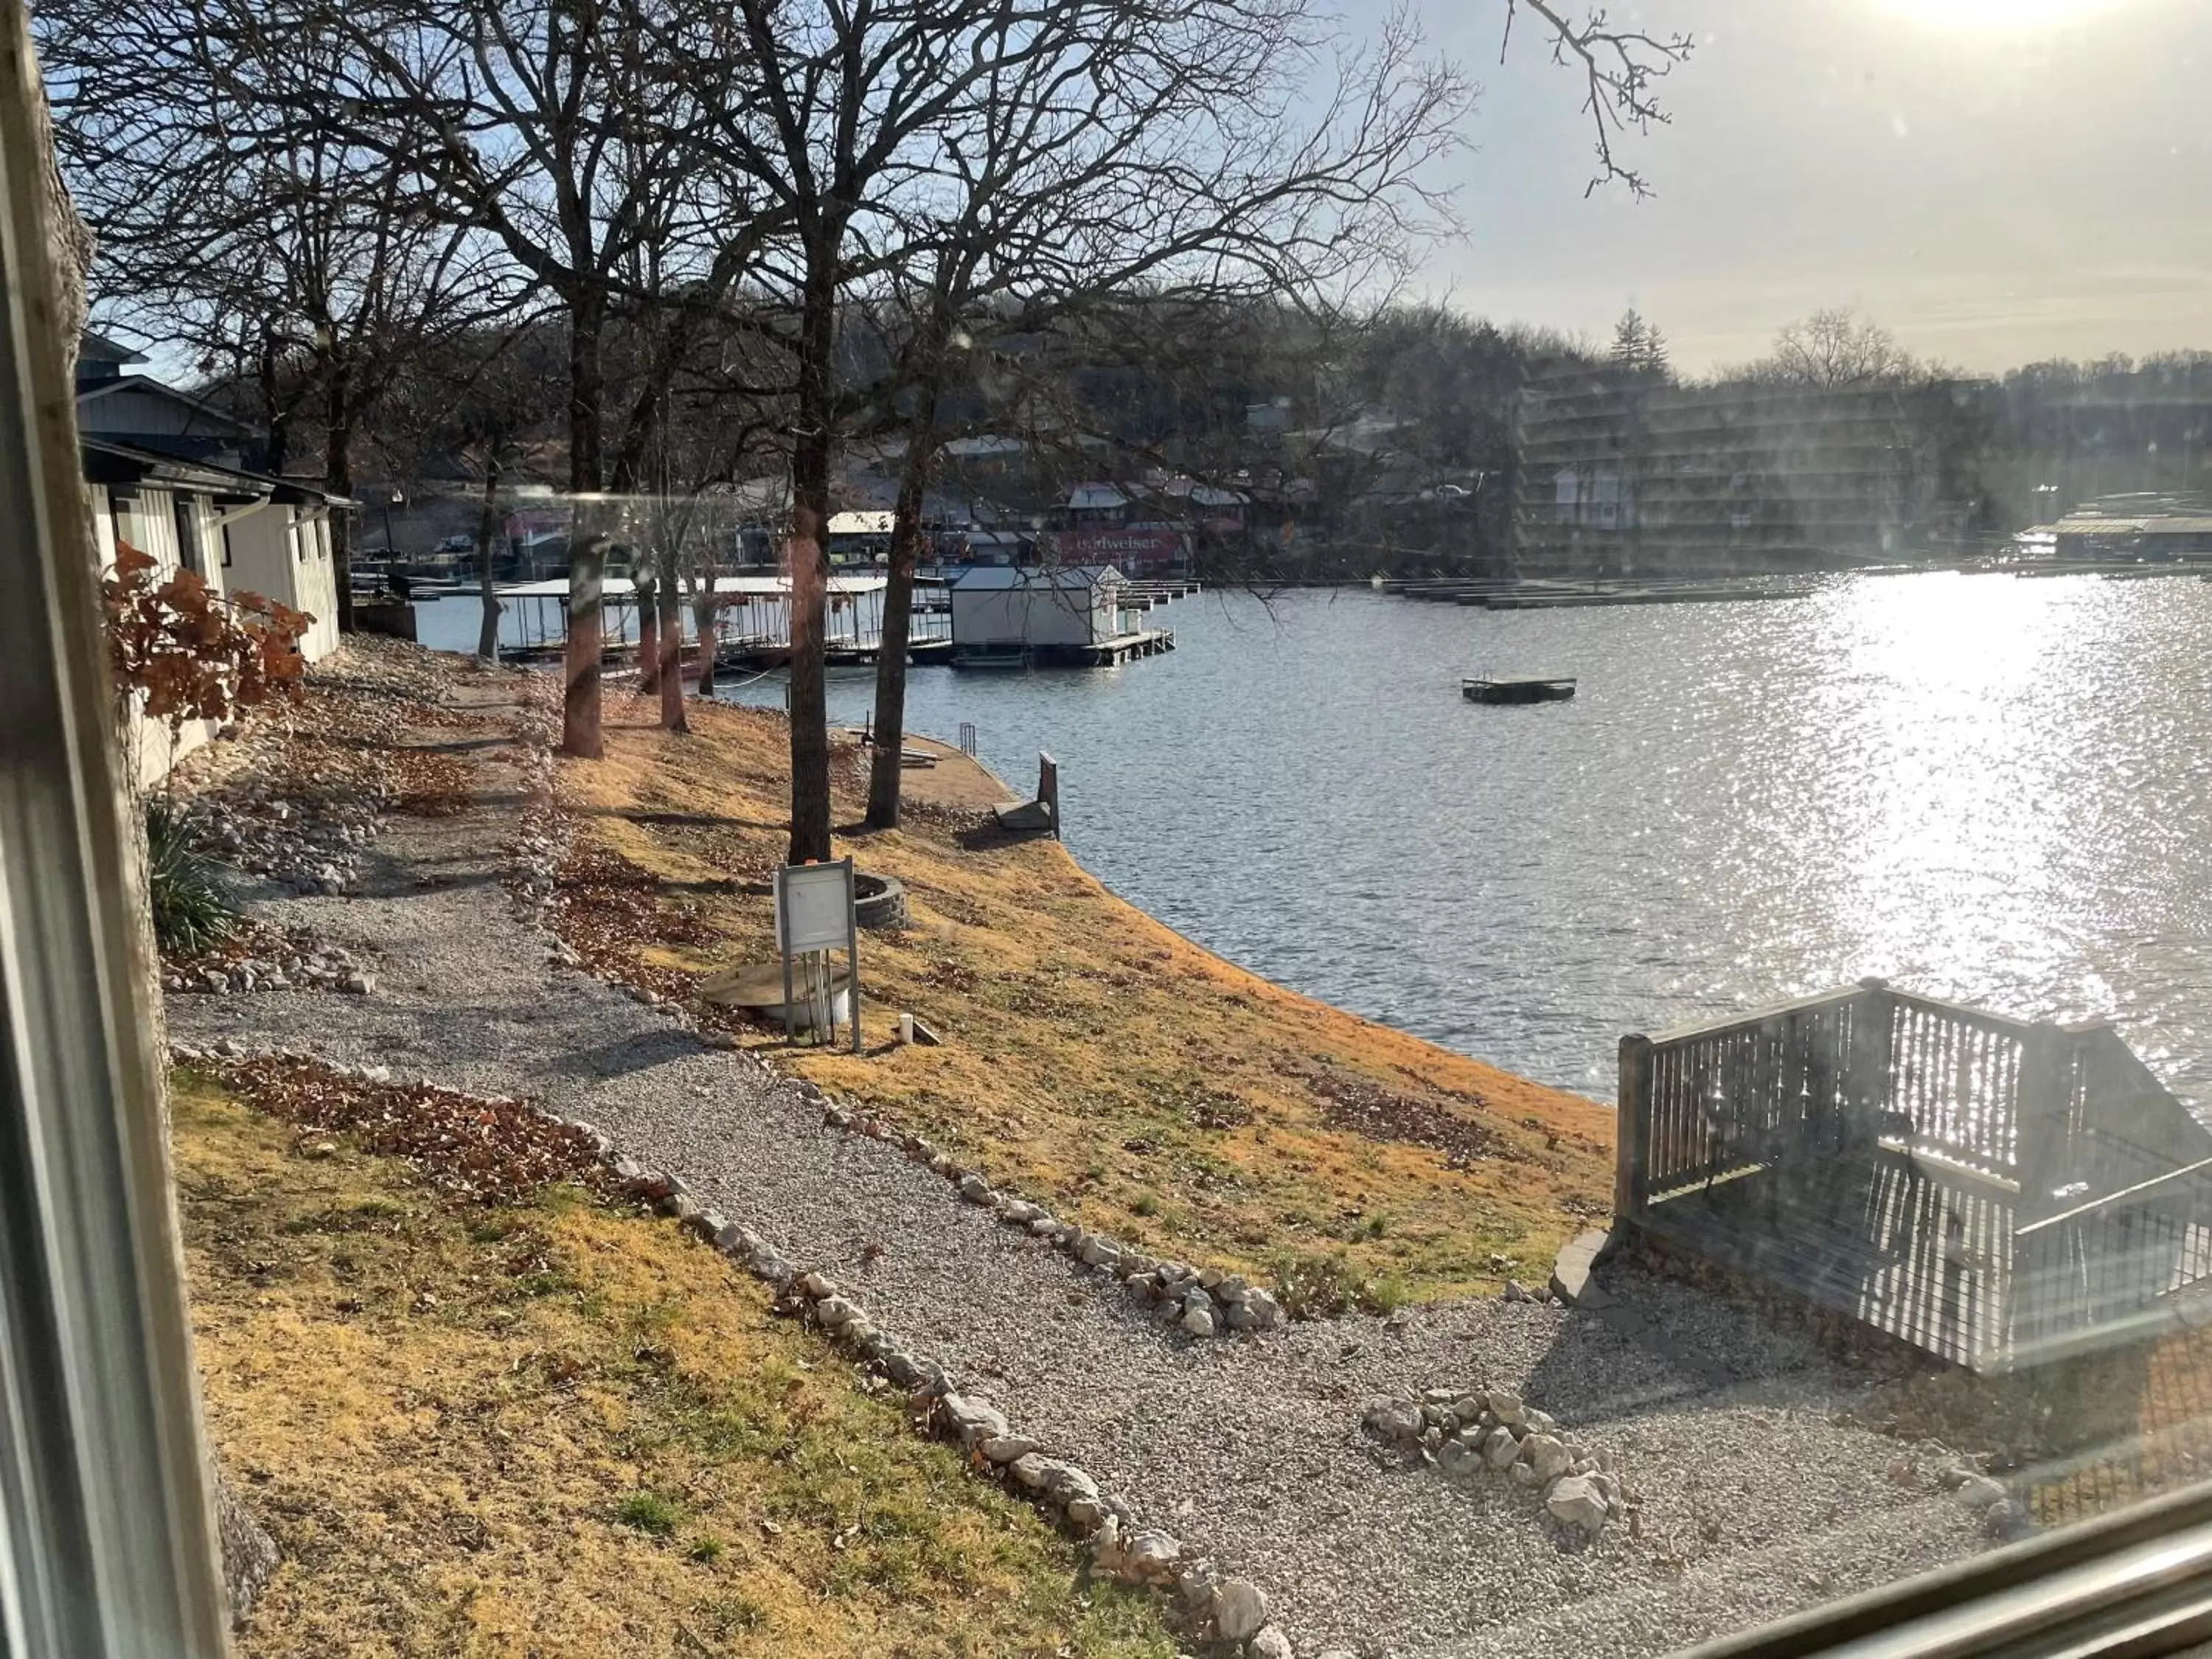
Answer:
[
  {"left": 86, "top": 437, "right": 347, "bottom": 785},
  {"left": 946, "top": 563, "right": 1125, "bottom": 655}
]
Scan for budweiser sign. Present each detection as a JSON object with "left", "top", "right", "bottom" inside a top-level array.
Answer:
[{"left": 1052, "top": 526, "right": 1186, "bottom": 573}]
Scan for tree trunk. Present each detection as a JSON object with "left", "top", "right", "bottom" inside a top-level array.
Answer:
[
  {"left": 785, "top": 246, "right": 838, "bottom": 864},
  {"left": 658, "top": 574, "right": 686, "bottom": 732},
  {"left": 475, "top": 451, "right": 503, "bottom": 662},
  {"left": 260, "top": 327, "right": 287, "bottom": 476},
  {"left": 567, "top": 297, "right": 605, "bottom": 494},
  {"left": 321, "top": 372, "right": 356, "bottom": 633},
  {"left": 865, "top": 431, "right": 935, "bottom": 830},
  {"left": 560, "top": 296, "right": 606, "bottom": 758},
  {"left": 636, "top": 571, "right": 660, "bottom": 697},
  {"left": 693, "top": 587, "right": 717, "bottom": 697},
  {"left": 562, "top": 533, "right": 606, "bottom": 759}
]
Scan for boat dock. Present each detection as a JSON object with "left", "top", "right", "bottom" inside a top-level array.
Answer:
[
  {"left": 1382, "top": 576, "right": 1816, "bottom": 609},
  {"left": 952, "top": 629, "right": 1176, "bottom": 670},
  {"left": 483, "top": 572, "right": 952, "bottom": 669}
]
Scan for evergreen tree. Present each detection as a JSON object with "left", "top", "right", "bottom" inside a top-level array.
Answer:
[{"left": 1610, "top": 307, "right": 1669, "bottom": 380}]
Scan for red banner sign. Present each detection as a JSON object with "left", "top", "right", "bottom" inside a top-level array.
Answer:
[{"left": 1051, "top": 526, "right": 1187, "bottom": 573}]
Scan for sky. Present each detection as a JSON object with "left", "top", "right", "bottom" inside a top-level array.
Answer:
[{"left": 1411, "top": 0, "right": 2212, "bottom": 376}]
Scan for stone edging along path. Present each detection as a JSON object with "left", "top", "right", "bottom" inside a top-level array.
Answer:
[
  {"left": 823, "top": 1099, "right": 1288, "bottom": 1338},
  {"left": 171, "top": 1037, "right": 1315, "bottom": 1659},
  {"left": 504, "top": 730, "right": 1302, "bottom": 1348}
]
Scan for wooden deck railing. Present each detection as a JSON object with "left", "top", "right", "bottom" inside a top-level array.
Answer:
[{"left": 1618, "top": 981, "right": 2212, "bottom": 1368}]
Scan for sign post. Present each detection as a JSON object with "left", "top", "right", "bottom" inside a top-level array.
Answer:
[{"left": 774, "top": 857, "right": 861, "bottom": 1052}]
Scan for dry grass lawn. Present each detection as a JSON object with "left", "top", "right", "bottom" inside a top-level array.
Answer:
[
  {"left": 553, "top": 696, "right": 1615, "bottom": 1307},
  {"left": 177, "top": 1069, "right": 1175, "bottom": 1659}
]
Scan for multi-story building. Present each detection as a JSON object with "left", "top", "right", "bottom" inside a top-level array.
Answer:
[{"left": 1511, "top": 372, "right": 1984, "bottom": 575}]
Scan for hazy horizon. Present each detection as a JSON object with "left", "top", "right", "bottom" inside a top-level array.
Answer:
[{"left": 1413, "top": 0, "right": 2212, "bottom": 376}]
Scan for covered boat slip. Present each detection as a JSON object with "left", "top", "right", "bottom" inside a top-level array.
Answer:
[
  {"left": 1616, "top": 980, "right": 2212, "bottom": 1372},
  {"left": 491, "top": 574, "right": 952, "bottom": 665}
]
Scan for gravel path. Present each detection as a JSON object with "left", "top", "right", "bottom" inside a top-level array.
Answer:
[{"left": 170, "top": 664, "right": 1989, "bottom": 1658}]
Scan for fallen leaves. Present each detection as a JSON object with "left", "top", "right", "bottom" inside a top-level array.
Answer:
[{"left": 202, "top": 1054, "right": 605, "bottom": 1206}]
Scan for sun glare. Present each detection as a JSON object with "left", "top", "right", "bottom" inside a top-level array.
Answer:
[{"left": 1877, "top": 0, "right": 2124, "bottom": 29}]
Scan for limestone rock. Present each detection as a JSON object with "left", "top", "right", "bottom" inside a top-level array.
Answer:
[
  {"left": 1547, "top": 1473, "right": 1610, "bottom": 1532},
  {"left": 1180, "top": 1304, "right": 1217, "bottom": 1338},
  {"left": 958, "top": 1173, "right": 995, "bottom": 1204},
  {"left": 1248, "top": 1627, "right": 1295, "bottom": 1659},
  {"left": 1482, "top": 1427, "right": 1520, "bottom": 1469},
  {"left": 1122, "top": 1529, "right": 1180, "bottom": 1580},
  {"left": 1214, "top": 1576, "right": 1268, "bottom": 1644},
  {"left": 1524, "top": 1433, "right": 1572, "bottom": 1481},
  {"left": 979, "top": 1435, "right": 1040, "bottom": 1465},
  {"left": 1489, "top": 1392, "right": 1528, "bottom": 1429},
  {"left": 1955, "top": 1475, "right": 2008, "bottom": 1512},
  {"left": 942, "top": 1394, "right": 1009, "bottom": 1447}
]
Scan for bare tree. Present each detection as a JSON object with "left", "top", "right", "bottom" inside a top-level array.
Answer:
[
  {"left": 375, "top": 317, "right": 564, "bottom": 660},
  {"left": 841, "top": 2, "right": 1692, "bottom": 829},
  {"left": 657, "top": 0, "right": 1478, "bottom": 856},
  {"left": 1745, "top": 306, "right": 1924, "bottom": 389},
  {"left": 41, "top": 0, "right": 511, "bottom": 633},
  {"left": 1506, "top": 1, "right": 1694, "bottom": 198},
  {"left": 238, "top": 0, "right": 759, "bottom": 755}
]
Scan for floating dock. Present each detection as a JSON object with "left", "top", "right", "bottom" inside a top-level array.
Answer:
[
  {"left": 1383, "top": 577, "right": 1817, "bottom": 610},
  {"left": 952, "top": 629, "right": 1176, "bottom": 670}
]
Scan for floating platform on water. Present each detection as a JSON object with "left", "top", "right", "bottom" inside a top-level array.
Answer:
[
  {"left": 1463, "top": 675, "right": 1576, "bottom": 705},
  {"left": 1384, "top": 577, "right": 1815, "bottom": 610},
  {"left": 951, "top": 629, "right": 1176, "bottom": 671}
]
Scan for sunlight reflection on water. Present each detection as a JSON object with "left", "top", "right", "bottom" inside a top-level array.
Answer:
[{"left": 419, "top": 571, "right": 2212, "bottom": 1102}]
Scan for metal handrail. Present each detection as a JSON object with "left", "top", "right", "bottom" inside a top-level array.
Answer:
[{"left": 2014, "top": 1155, "right": 2212, "bottom": 1238}]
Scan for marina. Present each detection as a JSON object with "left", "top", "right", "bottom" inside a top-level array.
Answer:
[{"left": 442, "top": 567, "right": 1200, "bottom": 672}]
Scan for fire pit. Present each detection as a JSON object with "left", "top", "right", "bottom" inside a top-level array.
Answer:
[{"left": 853, "top": 872, "right": 908, "bottom": 931}]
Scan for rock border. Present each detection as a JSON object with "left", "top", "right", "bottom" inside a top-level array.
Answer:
[
  {"left": 815, "top": 1093, "right": 1285, "bottom": 1339},
  {"left": 1363, "top": 1385, "right": 1631, "bottom": 1537},
  {"left": 173, "top": 1036, "right": 1304, "bottom": 1659}
]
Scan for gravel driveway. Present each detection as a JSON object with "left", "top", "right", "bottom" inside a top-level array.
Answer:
[{"left": 169, "top": 669, "right": 1987, "bottom": 1658}]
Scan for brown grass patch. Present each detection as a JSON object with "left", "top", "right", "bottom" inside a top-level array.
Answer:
[
  {"left": 549, "top": 694, "right": 1615, "bottom": 1303},
  {"left": 178, "top": 1065, "right": 1175, "bottom": 1659}
]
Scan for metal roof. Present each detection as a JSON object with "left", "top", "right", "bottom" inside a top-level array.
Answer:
[
  {"left": 82, "top": 437, "right": 353, "bottom": 507},
  {"left": 2046, "top": 516, "right": 2212, "bottom": 536},
  {"left": 497, "top": 574, "right": 888, "bottom": 598},
  {"left": 75, "top": 375, "right": 254, "bottom": 434}
]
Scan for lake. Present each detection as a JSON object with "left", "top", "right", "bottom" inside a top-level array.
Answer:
[{"left": 415, "top": 573, "right": 2212, "bottom": 1103}]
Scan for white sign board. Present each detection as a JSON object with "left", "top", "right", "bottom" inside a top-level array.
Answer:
[{"left": 776, "top": 861, "right": 855, "bottom": 953}]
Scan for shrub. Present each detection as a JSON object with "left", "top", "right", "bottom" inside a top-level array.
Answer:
[{"left": 145, "top": 800, "right": 234, "bottom": 956}]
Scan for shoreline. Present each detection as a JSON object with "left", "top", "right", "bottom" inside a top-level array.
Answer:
[
  {"left": 156, "top": 639, "right": 2008, "bottom": 1658},
  {"left": 551, "top": 690, "right": 1617, "bottom": 1307}
]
